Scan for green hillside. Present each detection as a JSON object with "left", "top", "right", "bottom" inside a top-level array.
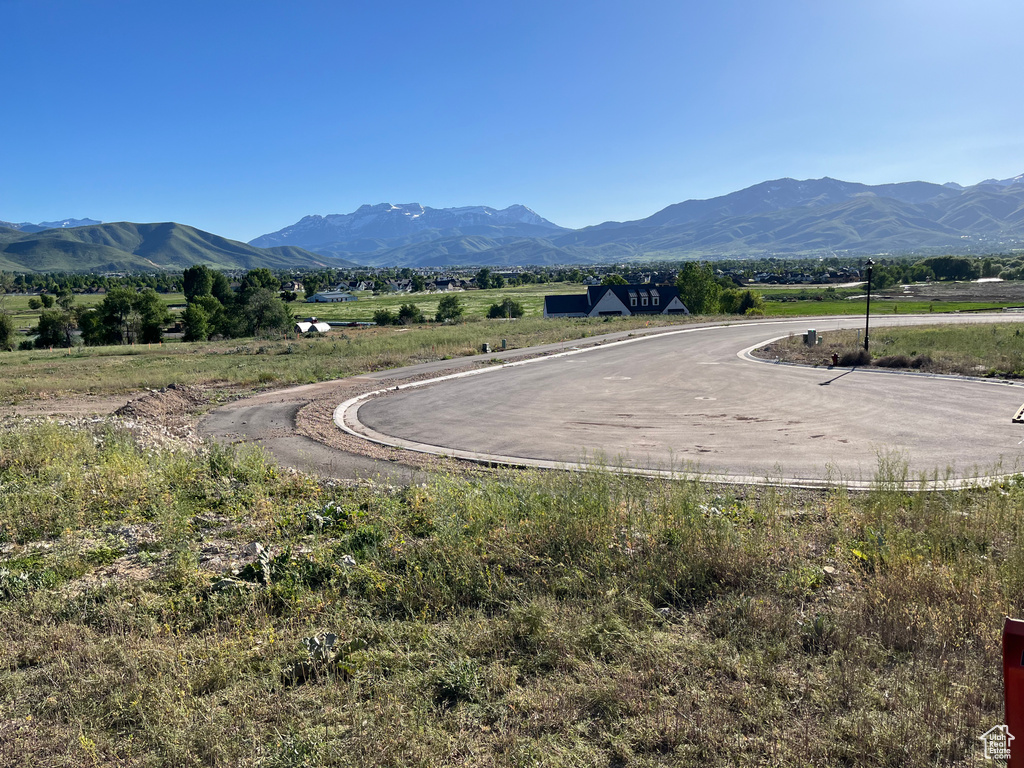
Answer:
[{"left": 0, "top": 221, "right": 356, "bottom": 273}]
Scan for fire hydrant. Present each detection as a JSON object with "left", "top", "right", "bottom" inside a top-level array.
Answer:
[{"left": 831, "top": 352, "right": 839, "bottom": 367}]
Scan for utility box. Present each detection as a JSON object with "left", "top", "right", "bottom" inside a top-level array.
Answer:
[
  {"left": 501, "top": 339, "right": 507, "bottom": 350},
  {"left": 803, "top": 329, "right": 817, "bottom": 346},
  {"left": 481, "top": 343, "right": 490, "bottom": 353},
  {"left": 1003, "top": 617, "right": 1024, "bottom": 766}
]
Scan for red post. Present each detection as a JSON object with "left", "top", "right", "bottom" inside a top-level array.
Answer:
[{"left": 1003, "top": 617, "right": 1024, "bottom": 766}]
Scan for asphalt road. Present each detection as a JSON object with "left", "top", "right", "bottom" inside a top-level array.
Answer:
[{"left": 343, "top": 314, "right": 1024, "bottom": 488}]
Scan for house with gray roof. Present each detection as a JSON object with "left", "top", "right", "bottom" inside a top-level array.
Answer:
[
  {"left": 307, "top": 290, "right": 357, "bottom": 303},
  {"left": 543, "top": 284, "right": 689, "bottom": 318}
]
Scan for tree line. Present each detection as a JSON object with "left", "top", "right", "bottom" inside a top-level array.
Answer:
[
  {"left": 8, "top": 266, "right": 297, "bottom": 349},
  {"left": 369, "top": 294, "right": 524, "bottom": 325}
]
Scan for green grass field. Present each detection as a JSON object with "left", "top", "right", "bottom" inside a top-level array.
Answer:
[
  {"left": 761, "top": 298, "right": 1018, "bottom": 317},
  {"left": 0, "top": 285, "right": 570, "bottom": 331},
  {"left": 296, "top": 283, "right": 583, "bottom": 322}
]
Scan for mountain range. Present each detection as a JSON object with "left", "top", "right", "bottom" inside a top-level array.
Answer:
[
  {"left": 0, "top": 218, "right": 102, "bottom": 233},
  {"left": 8, "top": 173, "right": 1024, "bottom": 272},
  {"left": 0, "top": 222, "right": 349, "bottom": 273},
  {"left": 249, "top": 174, "right": 1024, "bottom": 267}
]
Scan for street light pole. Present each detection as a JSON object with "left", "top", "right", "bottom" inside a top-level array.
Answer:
[{"left": 863, "top": 259, "right": 874, "bottom": 352}]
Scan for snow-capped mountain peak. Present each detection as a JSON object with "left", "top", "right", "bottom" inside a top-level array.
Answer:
[
  {"left": 250, "top": 203, "right": 565, "bottom": 250},
  {"left": 977, "top": 173, "right": 1024, "bottom": 187},
  {"left": 0, "top": 217, "right": 101, "bottom": 233}
]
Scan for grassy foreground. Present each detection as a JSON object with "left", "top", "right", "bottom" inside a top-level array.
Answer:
[{"left": 0, "top": 420, "right": 1017, "bottom": 766}]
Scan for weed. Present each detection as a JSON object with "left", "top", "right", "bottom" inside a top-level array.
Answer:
[{"left": 429, "top": 656, "right": 481, "bottom": 708}]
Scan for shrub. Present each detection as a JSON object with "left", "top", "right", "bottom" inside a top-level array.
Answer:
[
  {"left": 874, "top": 354, "right": 912, "bottom": 368},
  {"left": 910, "top": 355, "right": 932, "bottom": 369},
  {"left": 839, "top": 349, "right": 871, "bottom": 366},
  {"left": 373, "top": 309, "right": 398, "bottom": 326},
  {"left": 488, "top": 298, "right": 524, "bottom": 319}
]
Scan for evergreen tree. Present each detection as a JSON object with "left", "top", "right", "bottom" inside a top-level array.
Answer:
[
  {"left": 397, "top": 303, "right": 425, "bottom": 324},
  {"left": 435, "top": 294, "right": 464, "bottom": 322},
  {"left": 182, "top": 302, "right": 211, "bottom": 341}
]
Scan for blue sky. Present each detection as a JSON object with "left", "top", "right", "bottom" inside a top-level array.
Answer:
[{"left": 3, "top": 0, "right": 1023, "bottom": 241}]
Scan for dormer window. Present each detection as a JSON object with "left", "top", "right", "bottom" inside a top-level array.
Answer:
[
  {"left": 651, "top": 289, "right": 659, "bottom": 306},
  {"left": 641, "top": 294, "right": 648, "bottom": 306},
  {"left": 628, "top": 290, "right": 637, "bottom": 307}
]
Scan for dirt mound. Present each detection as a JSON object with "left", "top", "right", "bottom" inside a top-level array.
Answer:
[
  {"left": 115, "top": 383, "right": 206, "bottom": 422},
  {"left": 107, "top": 383, "right": 209, "bottom": 451}
]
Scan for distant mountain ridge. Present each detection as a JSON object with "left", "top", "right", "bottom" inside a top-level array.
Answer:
[
  {"left": 0, "top": 222, "right": 351, "bottom": 273},
  {"left": 0, "top": 217, "right": 102, "bottom": 233},
  {"left": 250, "top": 203, "right": 566, "bottom": 256},
  {"left": 251, "top": 174, "right": 1024, "bottom": 266},
  {"left": 553, "top": 175, "right": 1024, "bottom": 258},
  {"left": 10, "top": 172, "right": 1024, "bottom": 272}
]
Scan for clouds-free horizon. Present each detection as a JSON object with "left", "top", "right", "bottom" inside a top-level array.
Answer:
[{"left": 3, "top": 0, "right": 1023, "bottom": 242}]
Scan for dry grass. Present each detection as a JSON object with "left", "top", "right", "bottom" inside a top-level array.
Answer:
[
  {"left": 0, "top": 420, "right": 1017, "bottom": 766},
  {"left": 759, "top": 322, "right": 1024, "bottom": 377}
]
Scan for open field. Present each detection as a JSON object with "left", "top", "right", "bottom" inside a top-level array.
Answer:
[
  {"left": 0, "top": 285, "right": 577, "bottom": 331},
  {"left": 0, "top": 420, "right": 1015, "bottom": 766},
  {"left": 303, "top": 281, "right": 1024, "bottom": 321},
  {"left": 761, "top": 298, "right": 1018, "bottom": 317},
  {"left": 760, "top": 280, "right": 1024, "bottom": 317},
  {"left": 298, "top": 283, "right": 583, "bottom": 322},
  {"left": 882, "top": 280, "right": 1024, "bottom": 304},
  {"left": 5, "top": 280, "right": 1024, "bottom": 336},
  {"left": 762, "top": 321, "right": 1024, "bottom": 377}
]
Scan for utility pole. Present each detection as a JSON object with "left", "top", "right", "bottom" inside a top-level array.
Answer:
[{"left": 863, "top": 259, "right": 874, "bottom": 352}]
